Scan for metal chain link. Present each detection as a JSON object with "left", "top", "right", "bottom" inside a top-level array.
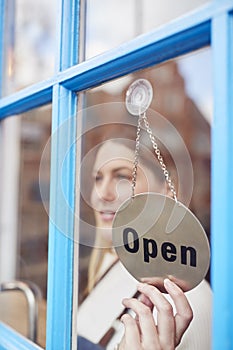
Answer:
[
  {"left": 131, "top": 114, "right": 142, "bottom": 197},
  {"left": 132, "top": 112, "right": 177, "bottom": 202}
]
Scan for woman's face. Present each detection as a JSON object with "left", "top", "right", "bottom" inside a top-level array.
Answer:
[{"left": 90, "top": 141, "right": 164, "bottom": 242}]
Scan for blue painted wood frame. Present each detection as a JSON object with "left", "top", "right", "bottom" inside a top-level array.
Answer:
[
  {"left": 45, "top": 1, "right": 80, "bottom": 350},
  {"left": 0, "top": 323, "right": 42, "bottom": 350},
  {"left": 211, "top": 10, "right": 233, "bottom": 350},
  {"left": 46, "top": 85, "right": 77, "bottom": 350},
  {"left": 0, "top": 0, "right": 233, "bottom": 349}
]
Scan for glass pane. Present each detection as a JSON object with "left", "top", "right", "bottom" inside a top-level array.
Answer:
[
  {"left": 3, "top": 0, "right": 56, "bottom": 96},
  {"left": 76, "top": 48, "right": 212, "bottom": 349},
  {"left": 85, "top": 0, "right": 211, "bottom": 59},
  {"left": 0, "top": 105, "right": 51, "bottom": 348}
]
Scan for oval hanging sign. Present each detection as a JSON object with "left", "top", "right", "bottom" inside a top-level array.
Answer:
[{"left": 112, "top": 193, "right": 210, "bottom": 292}]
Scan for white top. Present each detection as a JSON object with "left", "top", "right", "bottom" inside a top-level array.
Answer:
[
  {"left": 77, "top": 261, "right": 212, "bottom": 350},
  {"left": 77, "top": 261, "right": 137, "bottom": 344}
]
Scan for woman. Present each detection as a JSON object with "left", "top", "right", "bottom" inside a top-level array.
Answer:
[{"left": 77, "top": 135, "right": 212, "bottom": 349}]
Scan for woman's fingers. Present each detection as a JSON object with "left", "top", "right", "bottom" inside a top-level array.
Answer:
[
  {"left": 138, "top": 292, "right": 154, "bottom": 309},
  {"left": 120, "top": 314, "right": 140, "bottom": 350},
  {"left": 122, "top": 298, "right": 159, "bottom": 348},
  {"left": 164, "top": 278, "right": 193, "bottom": 345},
  {"left": 137, "top": 283, "right": 176, "bottom": 349},
  {"left": 119, "top": 280, "right": 193, "bottom": 350}
]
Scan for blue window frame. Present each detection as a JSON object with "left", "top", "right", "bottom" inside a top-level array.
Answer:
[{"left": 0, "top": 1, "right": 233, "bottom": 349}]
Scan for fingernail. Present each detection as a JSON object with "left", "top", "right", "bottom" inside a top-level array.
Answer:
[
  {"left": 137, "top": 282, "right": 146, "bottom": 291},
  {"left": 122, "top": 298, "right": 129, "bottom": 305},
  {"left": 164, "top": 278, "right": 176, "bottom": 290}
]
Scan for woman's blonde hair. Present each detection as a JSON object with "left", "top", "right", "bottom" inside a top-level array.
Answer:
[{"left": 87, "top": 233, "right": 112, "bottom": 293}]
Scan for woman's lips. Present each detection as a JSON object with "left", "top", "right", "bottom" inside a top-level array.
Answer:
[{"left": 99, "top": 211, "right": 116, "bottom": 222}]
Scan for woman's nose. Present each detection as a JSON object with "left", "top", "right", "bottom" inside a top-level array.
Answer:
[{"left": 98, "top": 178, "right": 116, "bottom": 202}]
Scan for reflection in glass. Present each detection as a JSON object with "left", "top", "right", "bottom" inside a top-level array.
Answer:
[
  {"left": 85, "top": 0, "right": 211, "bottom": 59},
  {"left": 0, "top": 105, "right": 51, "bottom": 348},
  {"left": 4, "top": 0, "right": 56, "bottom": 95},
  {"left": 76, "top": 48, "right": 212, "bottom": 349}
]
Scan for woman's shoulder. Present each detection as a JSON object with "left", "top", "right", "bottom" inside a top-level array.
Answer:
[
  {"left": 177, "top": 279, "right": 212, "bottom": 350},
  {"left": 185, "top": 279, "right": 212, "bottom": 305}
]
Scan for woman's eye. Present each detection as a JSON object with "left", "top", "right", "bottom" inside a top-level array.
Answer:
[
  {"left": 116, "top": 174, "right": 131, "bottom": 181},
  {"left": 94, "top": 174, "right": 102, "bottom": 182}
]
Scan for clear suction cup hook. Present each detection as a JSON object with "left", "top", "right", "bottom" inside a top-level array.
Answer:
[{"left": 126, "top": 78, "right": 153, "bottom": 116}]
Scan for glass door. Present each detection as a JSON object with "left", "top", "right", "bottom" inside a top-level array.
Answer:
[{"left": 0, "top": 1, "right": 233, "bottom": 349}]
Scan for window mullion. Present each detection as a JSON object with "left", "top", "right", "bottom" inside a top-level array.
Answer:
[
  {"left": 46, "top": 85, "right": 77, "bottom": 350},
  {"left": 56, "top": 0, "right": 80, "bottom": 72},
  {"left": 46, "top": 0, "right": 80, "bottom": 350}
]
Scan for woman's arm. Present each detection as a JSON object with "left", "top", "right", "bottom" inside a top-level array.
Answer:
[{"left": 118, "top": 279, "right": 193, "bottom": 350}]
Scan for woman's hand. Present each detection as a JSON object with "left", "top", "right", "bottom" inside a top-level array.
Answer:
[{"left": 118, "top": 279, "right": 193, "bottom": 350}]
